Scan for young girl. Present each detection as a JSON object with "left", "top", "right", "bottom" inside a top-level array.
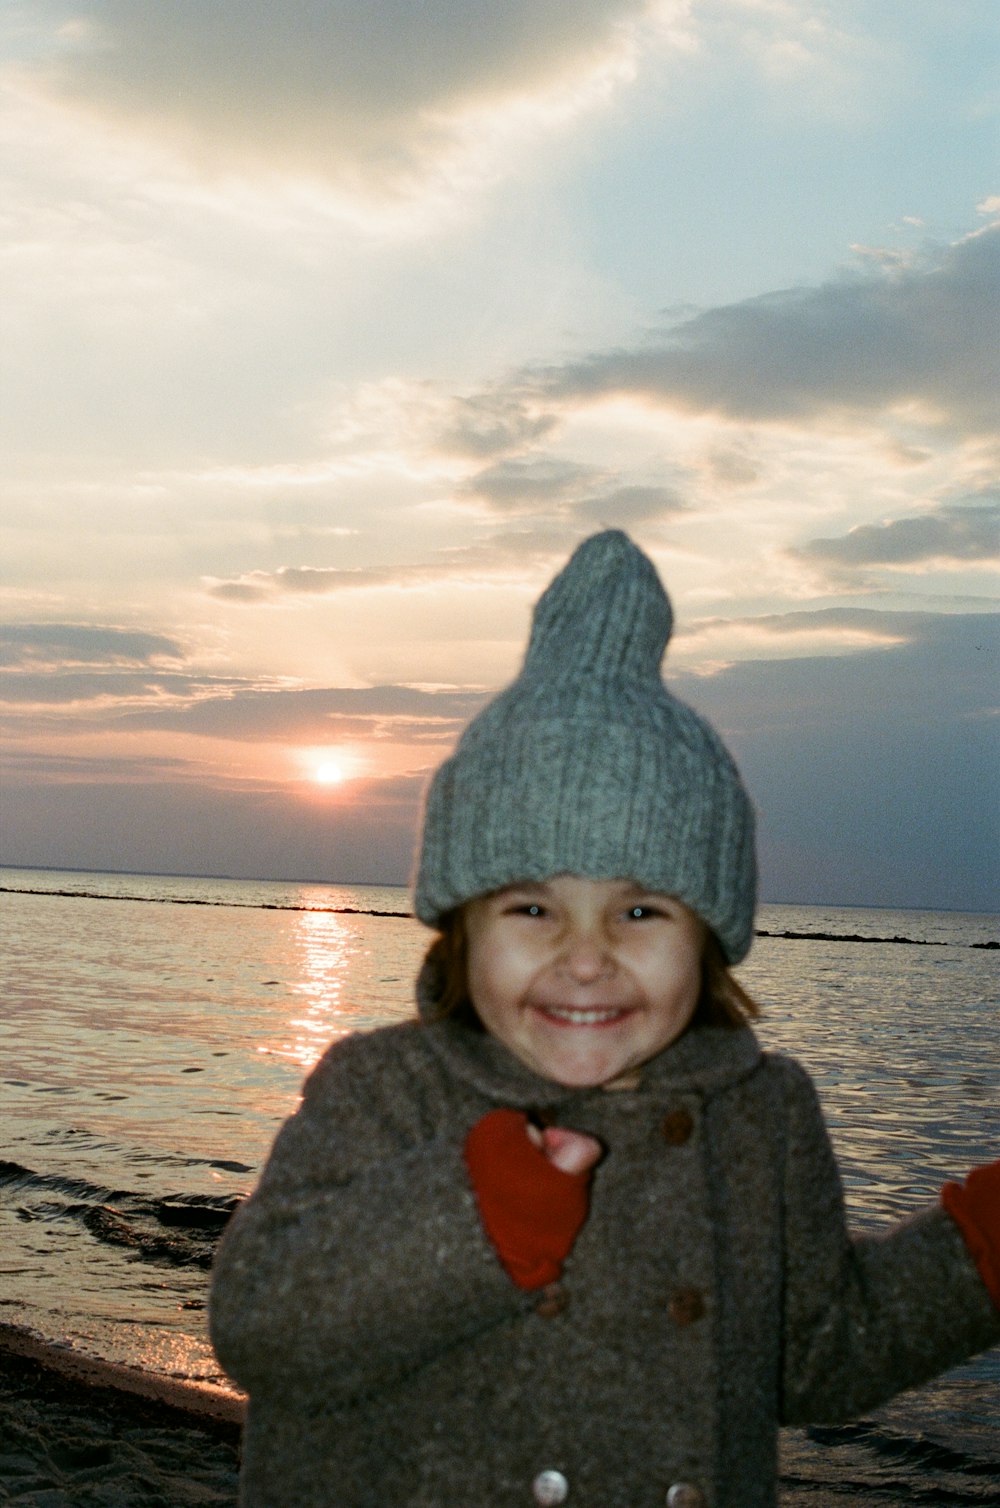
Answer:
[{"left": 210, "top": 530, "right": 999, "bottom": 1508}]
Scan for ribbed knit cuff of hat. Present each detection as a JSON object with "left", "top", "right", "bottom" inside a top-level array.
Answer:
[
  {"left": 941, "top": 1160, "right": 1000, "bottom": 1309},
  {"left": 464, "top": 1109, "right": 592, "bottom": 1290}
]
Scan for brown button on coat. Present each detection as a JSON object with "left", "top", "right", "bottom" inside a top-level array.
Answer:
[
  {"left": 210, "top": 1017, "right": 999, "bottom": 1508},
  {"left": 669, "top": 1285, "right": 706, "bottom": 1326},
  {"left": 661, "top": 1108, "right": 694, "bottom": 1145}
]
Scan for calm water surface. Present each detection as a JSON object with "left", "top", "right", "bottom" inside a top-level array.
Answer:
[{"left": 1, "top": 867, "right": 997, "bottom": 1494}]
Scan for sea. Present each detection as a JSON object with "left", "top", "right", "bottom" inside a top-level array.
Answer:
[{"left": 1, "top": 866, "right": 998, "bottom": 1500}]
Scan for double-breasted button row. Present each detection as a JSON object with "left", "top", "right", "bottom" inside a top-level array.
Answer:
[
  {"left": 661, "top": 1107, "right": 694, "bottom": 1145},
  {"left": 530, "top": 1471, "right": 702, "bottom": 1508},
  {"left": 531, "top": 1471, "right": 705, "bottom": 1505}
]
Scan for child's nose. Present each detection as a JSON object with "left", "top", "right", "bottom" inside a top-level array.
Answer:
[{"left": 558, "top": 928, "right": 614, "bottom": 983}]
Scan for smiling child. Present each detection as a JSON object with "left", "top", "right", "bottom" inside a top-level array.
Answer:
[{"left": 210, "top": 530, "right": 999, "bottom": 1508}]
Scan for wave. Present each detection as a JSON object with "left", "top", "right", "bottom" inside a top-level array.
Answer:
[
  {"left": 0, "top": 1159, "right": 243, "bottom": 1271},
  {"left": 780, "top": 1416, "right": 1000, "bottom": 1501},
  {"left": 806, "top": 1419, "right": 1000, "bottom": 1478}
]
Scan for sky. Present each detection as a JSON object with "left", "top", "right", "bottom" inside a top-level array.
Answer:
[{"left": 1, "top": 0, "right": 998, "bottom": 913}]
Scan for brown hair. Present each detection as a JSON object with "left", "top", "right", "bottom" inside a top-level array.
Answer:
[
  {"left": 421, "top": 906, "right": 759, "bottom": 1032},
  {"left": 692, "top": 928, "right": 760, "bottom": 1028}
]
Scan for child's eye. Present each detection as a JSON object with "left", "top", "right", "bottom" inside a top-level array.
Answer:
[
  {"left": 503, "top": 900, "right": 546, "bottom": 918},
  {"left": 624, "top": 903, "right": 665, "bottom": 921}
]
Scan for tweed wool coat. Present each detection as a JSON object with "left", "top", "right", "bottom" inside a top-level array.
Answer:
[{"left": 210, "top": 1015, "right": 999, "bottom": 1508}]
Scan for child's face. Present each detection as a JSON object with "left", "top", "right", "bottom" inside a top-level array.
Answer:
[{"left": 463, "top": 874, "right": 704, "bottom": 1088}]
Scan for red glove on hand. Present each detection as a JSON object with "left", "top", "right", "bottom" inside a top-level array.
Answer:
[
  {"left": 464, "top": 1109, "right": 593, "bottom": 1290},
  {"left": 941, "top": 1160, "right": 1000, "bottom": 1310}
]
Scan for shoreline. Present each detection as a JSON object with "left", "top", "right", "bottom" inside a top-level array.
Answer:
[
  {"left": 0, "top": 1324, "right": 243, "bottom": 1506},
  {"left": 0, "top": 1323, "right": 245, "bottom": 1426}
]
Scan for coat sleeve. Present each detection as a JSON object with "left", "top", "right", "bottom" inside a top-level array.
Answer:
[
  {"left": 777, "top": 1058, "right": 1000, "bottom": 1424},
  {"left": 209, "top": 1028, "right": 526, "bottom": 1403}
]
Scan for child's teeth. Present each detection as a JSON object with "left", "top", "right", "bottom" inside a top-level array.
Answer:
[{"left": 546, "top": 1007, "right": 622, "bottom": 1023}]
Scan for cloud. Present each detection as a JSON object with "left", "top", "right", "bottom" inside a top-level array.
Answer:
[
  {"left": 203, "top": 533, "right": 584, "bottom": 603},
  {"left": 535, "top": 224, "right": 1000, "bottom": 440},
  {"left": 0, "top": 617, "right": 489, "bottom": 743},
  {"left": 0, "top": 624, "right": 197, "bottom": 705},
  {"left": 0, "top": 623, "right": 183, "bottom": 668},
  {"left": 0, "top": 749, "right": 194, "bottom": 781},
  {"left": 0, "top": 646, "right": 486, "bottom": 741},
  {"left": 671, "top": 609, "right": 999, "bottom": 911},
  {"left": 678, "top": 606, "right": 919, "bottom": 654},
  {"left": 702, "top": 444, "right": 762, "bottom": 489},
  {"left": 5, "top": 609, "right": 995, "bottom": 910},
  {"left": 575, "top": 483, "right": 686, "bottom": 525},
  {"left": 203, "top": 558, "right": 491, "bottom": 603},
  {"left": 459, "top": 456, "right": 685, "bottom": 523},
  {"left": 205, "top": 566, "right": 404, "bottom": 603},
  {"left": 0, "top": 669, "right": 203, "bottom": 705},
  {"left": 674, "top": 604, "right": 1000, "bottom": 672},
  {"left": 792, "top": 498, "right": 1000, "bottom": 575},
  {"left": 115, "top": 685, "right": 486, "bottom": 743},
  {"left": 460, "top": 456, "right": 598, "bottom": 510},
  {"left": 674, "top": 609, "right": 998, "bottom": 731},
  {"left": 436, "top": 390, "right": 559, "bottom": 460},
  {"left": 39, "top": 0, "right": 662, "bottom": 202}
]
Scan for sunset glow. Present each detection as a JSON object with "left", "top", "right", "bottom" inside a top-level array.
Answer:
[
  {"left": 1, "top": 2, "right": 996, "bottom": 909},
  {"left": 315, "top": 761, "right": 346, "bottom": 787}
]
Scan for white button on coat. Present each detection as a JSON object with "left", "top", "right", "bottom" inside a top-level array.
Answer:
[
  {"left": 666, "top": 1483, "right": 707, "bottom": 1508},
  {"left": 532, "top": 1468, "right": 569, "bottom": 1504}
]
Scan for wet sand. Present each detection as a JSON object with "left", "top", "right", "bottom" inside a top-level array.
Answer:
[
  {"left": 0, "top": 1327, "right": 242, "bottom": 1506},
  {"left": 2, "top": 1326, "right": 997, "bottom": 1506}
]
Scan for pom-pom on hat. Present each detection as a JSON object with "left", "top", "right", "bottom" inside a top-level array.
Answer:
[{"left": 413, "top": 529, "right": 757, "bottom": 962}]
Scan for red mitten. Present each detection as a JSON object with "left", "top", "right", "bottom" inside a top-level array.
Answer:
[
  {"left": 941, "top": 1160, "right": 1000, "bottom": 1309},
  {"left": 464, "top": 1109, "right": 592, "bottom": 1290}
]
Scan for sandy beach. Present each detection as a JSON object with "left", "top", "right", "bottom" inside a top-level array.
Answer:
[
  {"left": 3, "top": 1324, "right": 998, "bottom": 1507},
  {"left": 0, "top": 1326, "right": 243, "bottom": 1507}
]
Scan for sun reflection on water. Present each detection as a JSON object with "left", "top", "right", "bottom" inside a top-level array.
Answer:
[
  {"left": 248, "top": 902, "right": 420, "bottom": 1079},
  {"left": 277, "top": 908, "right": 358, "bottom": 1072}
]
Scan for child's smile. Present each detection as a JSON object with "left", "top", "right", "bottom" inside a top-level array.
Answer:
[
  {"left": 539, "top": 1005, "right": 630, "bottom": 1026},
  {"left": 463, "top": 874, "right": 705, "bottom": 1088}
]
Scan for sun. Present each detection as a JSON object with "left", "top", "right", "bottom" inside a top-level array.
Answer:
[
  {"left": 299, "top": 746, "right": 359, "bottom": 789},
  {"left": 315, "top": 759, "right": 346, "bottom": 786}
]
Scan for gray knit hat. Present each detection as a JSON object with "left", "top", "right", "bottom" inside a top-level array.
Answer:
[{"left": 414, "top": 529, "right": 757, "bottom": 962}]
